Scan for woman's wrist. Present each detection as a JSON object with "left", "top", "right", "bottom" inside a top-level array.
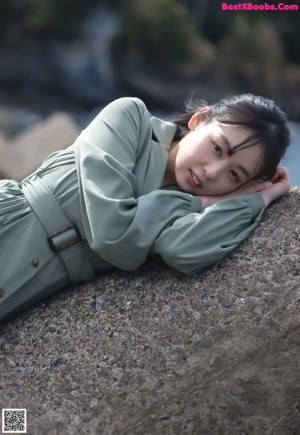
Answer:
[
  {"left": 199, "top": 196, "right": 218, "bottom": 209},
  {"left": 259, "top": 190, "right": 271, "bottom": 207},
  {"left": 259, "top": 176, "right": 290, "bottom": 207}
]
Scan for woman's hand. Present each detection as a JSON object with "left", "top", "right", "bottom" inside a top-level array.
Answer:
[
  {"left": 199, "top": 167, "right": 291, "bottom": 209},
  {"left": 258, "top": 167, "right": 291, "bottom": 207}
]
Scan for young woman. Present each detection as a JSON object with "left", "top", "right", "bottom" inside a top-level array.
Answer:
[{"left": 0, "top": 94, "right": 291, "bottom": 321}]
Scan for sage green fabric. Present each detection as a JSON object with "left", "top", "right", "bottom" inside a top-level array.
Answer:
[
  {"left": 0, "top": 97, "right": 265, "bottom": 321},
  {"left": 22, "top": 175, "right": 95, "bottom": 283}
]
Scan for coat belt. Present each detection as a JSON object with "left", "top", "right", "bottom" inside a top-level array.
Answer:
[{"left": 21, "top": 176, "right": 95, "bottom": 284}]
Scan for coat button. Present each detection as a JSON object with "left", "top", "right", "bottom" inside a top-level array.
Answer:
[
  {"left": 0, "top": 289, "right": 6, "bottom": 297},
  {"left": 31, "top": 259, "right": 39, "bottom": 268}
]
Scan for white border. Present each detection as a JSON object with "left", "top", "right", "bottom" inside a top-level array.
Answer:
[{"left": 2, "top": 409, "right": 27, "bottom": 433}]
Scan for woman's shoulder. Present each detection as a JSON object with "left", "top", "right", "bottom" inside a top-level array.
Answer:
[
  {"left": 97, "top": 97, "right": 151, "bottom": 134},
  {"left": 102, "top": 96, "right": 148, "bottom": 119}
]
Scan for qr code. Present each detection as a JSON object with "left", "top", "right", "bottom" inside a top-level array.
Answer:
[{"left": 2, "top": 409, "right": 27, "bottom": 433}]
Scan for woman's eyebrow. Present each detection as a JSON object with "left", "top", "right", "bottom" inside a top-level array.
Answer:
[
  {"left": 219, "top": 132, "right": 233, "bottom": 153},
  {"left": 219, "top": 132, "right": 251, "bottom": 179},
  {"left": 237, "top": 164, "right": 250, "bottom": 179}
]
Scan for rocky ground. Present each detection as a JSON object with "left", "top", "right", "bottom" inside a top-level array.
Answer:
[{"left": 0, "top": 188, "right": 299, "bottom": 435}]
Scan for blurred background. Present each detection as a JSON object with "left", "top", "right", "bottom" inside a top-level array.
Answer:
[{"left": 0, "top": 0, "right": 299, "bottom": 184}]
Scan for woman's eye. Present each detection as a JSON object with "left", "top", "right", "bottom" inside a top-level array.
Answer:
[
  {"left": 213, "top": 141, "right": 222, "bottom": 156},
  {"left": 229, "top": 170, "right": 239, "bottom": 182}
]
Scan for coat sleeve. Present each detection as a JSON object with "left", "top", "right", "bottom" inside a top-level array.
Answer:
[
  {"left": 151, "top": 192, "right": 266, "bottom": 275},
  {"left": 75, "top": 97, "right": 201, "bottom": 270}
]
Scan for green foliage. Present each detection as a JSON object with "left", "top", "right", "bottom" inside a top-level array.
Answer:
[
  {"left": 112, "top": 0, "right": 198, "bottom": 76},
  {"left": 28, "top": 0, "right": 74, "bottom": 23},
  {"left": 218, "top": 16, "right": 285, "bottom": 94},
  {"left": 0, "top": 0, "right": 298, "bottom": 98},
  {"left": 26, "top": 0, "right": 100, "bottom": 38},
  {"left": 0, "top": 0, "right": 104, "bottom": 43}
]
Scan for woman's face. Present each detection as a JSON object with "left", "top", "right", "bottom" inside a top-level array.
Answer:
[{"left": 173, "top": 115, "right": 265, "bottom": 196}]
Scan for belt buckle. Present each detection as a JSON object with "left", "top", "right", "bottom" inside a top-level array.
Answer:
[{"left": 47, "top": 224, "right": 81, "bottom": 252}]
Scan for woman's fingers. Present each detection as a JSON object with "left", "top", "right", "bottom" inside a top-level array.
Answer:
[
  {"left": 254, "top": 181, "right": 272, "bottom": 192},
  {"left": 271, "top": 167, "right": 289, "bottom": 183},
  {"left": 272, "top": 167, "right": 290, "bottom": 188}
]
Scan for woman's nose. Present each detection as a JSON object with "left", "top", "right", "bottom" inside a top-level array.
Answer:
[{"left": 203, "top": 163, "right": 220, "bottom": 180}]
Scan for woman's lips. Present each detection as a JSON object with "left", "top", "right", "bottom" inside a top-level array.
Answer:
[{"left": 188, "top": 170, "right": 203, "bottom": 188}]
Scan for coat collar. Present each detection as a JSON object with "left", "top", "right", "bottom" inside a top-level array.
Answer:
[
  {"left": 150, "top": 116, "right": 177, "bottom": 149},
  {"left": 135, "top": 116, "right": 177, "bottom": 195}
]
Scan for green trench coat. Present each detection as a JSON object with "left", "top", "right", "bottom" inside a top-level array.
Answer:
[{"left": 0, "top": 98, "right": 265, "bottom": 321}]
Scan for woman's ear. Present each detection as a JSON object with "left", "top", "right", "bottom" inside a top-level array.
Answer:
[{"left": 187, "top": 107, "right": 210, "bottom": 131}]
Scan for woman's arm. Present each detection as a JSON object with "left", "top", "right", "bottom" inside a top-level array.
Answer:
[
  {"left": 151, "top": 192, "right": 266, "bottom": 275},
  {"left": 199, "top": 168, "right": 290, "bottom": 209},
  {"left": 75, "top": 97, "right": 201, "bottom": 270},
  {"left": 151, "top": 168, "right": 290, "bottom": 275}
]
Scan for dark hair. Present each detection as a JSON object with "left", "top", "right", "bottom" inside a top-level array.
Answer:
[{"left": 171, "top": 93, "right": 290, "bottom": 180}]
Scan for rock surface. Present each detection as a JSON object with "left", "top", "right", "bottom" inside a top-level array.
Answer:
[
  {"left": 0, "top": 113, "right": 79, "bottom": 180},
  {"left": 0, "top": 189, "right": 300, "bottom": 435}
]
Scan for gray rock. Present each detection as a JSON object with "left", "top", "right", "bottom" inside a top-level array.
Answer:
[
  {"left": 0, "top": 113, "right": 79, "bottom": 180},
  {"left": 0, "top": 189, "right": 299, "bottom": 434}
]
